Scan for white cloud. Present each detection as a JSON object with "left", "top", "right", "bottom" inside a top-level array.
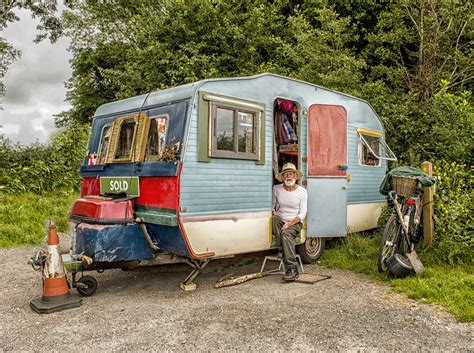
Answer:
[{"left": 1, "top": 6, "right": 72, "bottom": 145}]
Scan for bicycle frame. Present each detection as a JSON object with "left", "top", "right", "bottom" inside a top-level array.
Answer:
[{"left": 388, "top": 191, "right": 411, "bottom": 246}]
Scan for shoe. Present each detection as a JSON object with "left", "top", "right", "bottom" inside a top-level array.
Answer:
[{"left": 283, "top": 268, "right": 299, "bottom": 282}]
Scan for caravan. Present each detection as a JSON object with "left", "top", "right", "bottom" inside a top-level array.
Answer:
[{"left": 69, "top": 73, "right": 396, "bottom": 289}]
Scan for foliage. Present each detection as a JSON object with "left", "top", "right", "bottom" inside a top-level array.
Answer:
[
  {"left": 319, "top": 233, "right": 474, "bottom": 322},
  {"left": 55, "top": 0, "right": 367, "bottom": 127},
  {"left": 40, "top": 0, "right": 471, "bottom": 170},
  {"left": 358, "top": 82, "right": 473, "bottom": 167},
  {"left": 424, "top": 89, "right": 474, "bottom": 164},
  {"left": 0, "top": 124, "right": 89, "bottom": 194},
  {"left": 422, "top": 161, "right": 474, "bottom": 265},
  {"left": 0, "top": 191, "right": 78, "bottom": 247}
]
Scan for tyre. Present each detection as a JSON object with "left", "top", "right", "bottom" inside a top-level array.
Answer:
[
  {"left": 386, "top": 253, "right": 414, "bottom": 278},
  {"left": 76, "top": 275, "right": 98, "bottom": 297},
  {"left": 296, "top": 237, "right": 326, "bottom": 264},
  {"left": 378, "top": 213, "right": 402, "bottom": 273}
]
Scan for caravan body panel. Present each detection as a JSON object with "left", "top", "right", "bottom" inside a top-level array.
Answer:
[
  {"left": 178, "top": 74, "right": 387, "bottom": 257},
  {"left": 79, "top": 73, "right": 390, "bottom": 260}
]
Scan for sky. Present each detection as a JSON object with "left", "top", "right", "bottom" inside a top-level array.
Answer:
[{"left": 1, "top": 7, "right": 72, "bottom": 145}]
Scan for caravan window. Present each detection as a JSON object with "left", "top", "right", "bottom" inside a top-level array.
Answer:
[
  {"left": 237, "top": 111, "right": 255, "bottom": 153},
  {"left": 115, "top": 119, "right": 137, "bottom": 159},
  {"left": 97, "top": 124, "right": 111, "bottom": 164},
  {"left": 198, "top": 92, "right": 265, "bottom": 164},
  {"left": 358, "top": 129, "right": 396, "bottom": 166},
  {"left": 211, "top": 102, "right": 259, "bottom": 160},
  {"left": 215, "top": 107, "right": 235, "bottom": 151},
  {"left": 145, "top": 115, "right": 169, "bottom": 161}
]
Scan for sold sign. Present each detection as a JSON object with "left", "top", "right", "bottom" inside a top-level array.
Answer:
[{"left": 100, "top": 177, "right": 140, "bottom": 197}]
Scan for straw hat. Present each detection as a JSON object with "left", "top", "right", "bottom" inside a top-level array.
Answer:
[{"left": 276, "top": 163, "right": 303, "bottom": 182}]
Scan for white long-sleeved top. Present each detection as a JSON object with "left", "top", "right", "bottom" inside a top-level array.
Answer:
[{"left": 272, "top": 184, "right": 308, "bottom": 222}]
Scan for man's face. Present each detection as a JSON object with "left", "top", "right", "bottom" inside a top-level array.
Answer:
[{"left": 283, "top": 171, "right": 296, "bottom": 187}]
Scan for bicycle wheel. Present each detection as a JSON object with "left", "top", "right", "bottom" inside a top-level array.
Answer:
[{"left": 377, "top": 212, "right": 402, "bottom": 272}]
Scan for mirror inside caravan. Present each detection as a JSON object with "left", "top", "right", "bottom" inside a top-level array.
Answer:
[{"left": 273, "top": 98, "right": 300, "bottom": 185}]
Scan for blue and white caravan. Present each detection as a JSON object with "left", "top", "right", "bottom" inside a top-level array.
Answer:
[{"left": 77, "top": 73, "right": 396, "bottom": 271}]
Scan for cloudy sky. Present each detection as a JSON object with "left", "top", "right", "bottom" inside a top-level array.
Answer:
[{"left": 1, "top": 7, "right": 72, "bottom": 145}]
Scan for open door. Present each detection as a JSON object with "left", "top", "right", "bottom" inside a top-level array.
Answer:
[
  {"left": 272, "top": 98, "right": 300, "bottom": 182},
  {"left": 306, "top": 104, "right": 347, "bottom": 237}
]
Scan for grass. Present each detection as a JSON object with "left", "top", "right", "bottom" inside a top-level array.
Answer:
[
  {"left": 318, "top": 234, "right": 474, "bottom": 322},
  {"left": 0, "top": 191, "right": 79, "bottom": 247}
]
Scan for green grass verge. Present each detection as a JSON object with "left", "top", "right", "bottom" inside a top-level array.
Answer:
[
  {"left": 0, "top": 191, "right": 79, "bottom": 247},
  {"left": 318, "top": 234, "right": 474, "bottom": 322}
]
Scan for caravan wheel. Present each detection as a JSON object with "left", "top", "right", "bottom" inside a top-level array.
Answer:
[{"left": 296, "top": 237, "right": 326, "bottom": 264}]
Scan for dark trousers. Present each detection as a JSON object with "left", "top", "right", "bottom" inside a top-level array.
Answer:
[{"left": 272, "top": 215, "right": 302, "bottom": 270}]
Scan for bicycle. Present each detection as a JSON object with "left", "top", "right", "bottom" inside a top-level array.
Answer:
[{"left": 377, "top": 175, "right": 424, "bottom": 277}]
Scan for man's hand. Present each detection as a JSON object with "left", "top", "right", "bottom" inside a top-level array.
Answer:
[
  {"left": 281, "top": 217, "right": 301, "bottom": 230},
  {"left": 282, "top": 221, "right": 292, "bottom": 230},
  {"left": 282, "top": 217, "right": 301, "bottom": 230}
]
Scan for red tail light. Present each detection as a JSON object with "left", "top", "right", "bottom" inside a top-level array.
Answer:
[{"left": 406, "top": 199, "right": 415, "bottom": 205}]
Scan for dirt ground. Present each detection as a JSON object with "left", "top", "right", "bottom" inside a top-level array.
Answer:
[{"left": 0, "top": 246, "right": 472, "bottom": 351}]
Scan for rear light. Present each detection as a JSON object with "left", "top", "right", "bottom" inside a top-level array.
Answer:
[{"left": 406, "top": 199, "right": 415, "bottom": 205}]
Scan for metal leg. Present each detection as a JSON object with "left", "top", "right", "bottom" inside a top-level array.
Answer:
[
  {"left": 295, "top": 255, "right": 304, "bottom": 274},
  {"left": 261, "top": 254, "right": 304, "bottom": 274},
  {"left": 180, "top": 259, "right": 210, "bottom": 291},
  {"left": 260, "top": 258, "right": 268, "bottom": 273},
  {"left": 261, "top": 254, "right": 284, "bottom": 275}
]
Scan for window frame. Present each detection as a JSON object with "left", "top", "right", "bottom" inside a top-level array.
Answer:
[
  {"left": 144, "top": 114, "right": 170, "bottom": 162},
  {"left": 198, "top": 92, "right": 266, "bottom": 164},
  {"left": 208, "top": 102, "right": 261, "bottom": 161},
  {"left": 106, "top": 113, "right": 148, "bottom": 164},
  {"left": 357, "top": 128, "right": 397, "bottom": 167},
  {"left": 113, "top": 116, "right": 138, "bottom": 162},
  {"left": 96, "top": 124, "right": 112, "bottom": 165}
]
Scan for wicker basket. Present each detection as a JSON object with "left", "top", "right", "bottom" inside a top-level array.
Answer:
[{"left": 391, "top": 175, "right": 418, "bottom": 198}]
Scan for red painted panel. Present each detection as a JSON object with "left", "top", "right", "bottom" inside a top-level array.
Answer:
[
  {"left": 135, "top": 177, "right": 179, "bottom": 210},
  {"left": 308, "top": 104, "right": 347, "bottom": 176},
  {"left": 80, "top": 176, "right": 179, "bottom": 210},
  {"left": 81, "top": 177, "right": 100, "bottom": 197}
]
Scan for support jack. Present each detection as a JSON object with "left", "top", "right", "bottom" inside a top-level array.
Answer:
[{"left": 180, "top": 259, "right": 210, "bottom": 291}]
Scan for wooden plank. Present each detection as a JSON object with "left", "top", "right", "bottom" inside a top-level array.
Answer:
[
  {"left": 295, "top": 273, "right": 331, "bottom": 284},
  {"left": 421, "top": 161, "right": 434, "bottom": 246},
  {"left": 214, "top": 271, "right": 269, "bottom": 288}
]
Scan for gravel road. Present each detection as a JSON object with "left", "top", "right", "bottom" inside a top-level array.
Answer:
[{"left": 0, "top": 247, "right": 472, "bottom": 351}]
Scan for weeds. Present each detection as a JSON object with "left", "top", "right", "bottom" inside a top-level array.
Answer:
[{"left": 0, "top": 191, "right": 78, "bottom": 247}]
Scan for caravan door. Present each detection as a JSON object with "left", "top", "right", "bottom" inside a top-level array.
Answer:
[{"left": 306, "top": 104, "right": 347, "bottom": 237}]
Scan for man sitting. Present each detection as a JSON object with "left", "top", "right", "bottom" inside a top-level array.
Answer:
[{"left": 272, "top": 163, "right": 308, "bottom": 282}]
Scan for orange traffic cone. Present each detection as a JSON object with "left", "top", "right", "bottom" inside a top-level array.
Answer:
[{"left": 30, "top": 223, "right": 81, "bottom": 314}]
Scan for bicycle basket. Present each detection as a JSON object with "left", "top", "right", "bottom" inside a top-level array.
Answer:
[{"left": 390, "top": 175, "right": 418, "bottom": 198}]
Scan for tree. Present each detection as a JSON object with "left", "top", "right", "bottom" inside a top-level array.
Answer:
[
  {"left": 41, "top": 0, "right": 473, "bottom": 165},
  {"left": 0, "top": 0, "right": 62, "bottom": 103},
  {"left": 55, "top": 0, "right": 365, "bottom": 126}
]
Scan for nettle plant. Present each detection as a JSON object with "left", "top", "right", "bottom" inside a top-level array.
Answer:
[{"left": 431, "top": 161, "right": 473, "bottom": 265}]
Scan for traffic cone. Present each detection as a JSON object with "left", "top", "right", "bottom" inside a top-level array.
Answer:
[{"left": 30, "top": 223, "right": 81, "bottom": 314}]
